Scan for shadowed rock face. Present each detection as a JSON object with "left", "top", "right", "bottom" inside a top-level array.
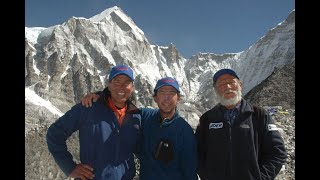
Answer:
[{"left": 244, "top": 61, "right": 295, "bottom": 109}]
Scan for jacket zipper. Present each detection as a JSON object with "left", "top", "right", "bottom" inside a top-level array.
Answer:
[
  {"left": 114, "top": 115, "right": 122, "bottom": 164},
  {"left": 229, "top": 125, "right": 233, "bottom": 177}
]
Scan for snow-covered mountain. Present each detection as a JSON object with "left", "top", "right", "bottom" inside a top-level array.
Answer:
[
  {"left": 25, "top": 6, "right": 295, "bottom": 133},
  {"left": 25, "top": 6, "right": 295, "bottom": 180}
]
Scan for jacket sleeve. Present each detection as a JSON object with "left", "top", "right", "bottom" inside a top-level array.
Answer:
[
  {"left": 195, "top": 114, "right": 207, "bottom": 179},
  {"left": 259, "top": 111, "right": 287, "bottom": 180},
  {"left": 96, "top": 90, "right": 104, "bottom": 97},
  {"left": 46, "top": 103, "right": 86, "bottom": 176},
  {"left": 133, "top": 112, "right": 143, "bottom": 155},
  {"left": 133, "top": 108, "right": 145, "bottom": 159},
  {"left": 180, "top": 124, "right": 198, "bottom": 180}
]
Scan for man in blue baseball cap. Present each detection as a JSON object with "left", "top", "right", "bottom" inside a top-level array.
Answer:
[
  {"left": 212, "top": 68, "right": 239, "bottom": 86},
  {"left": 212, "top": 68, "right": 241, "bottom": 108},
  {"left": 108, "top": 64, "right": 134, "bottom": 81},
  {"left": 153, "top": 77, "right": 180, "bottom": 93},
  {"left": 47, "top": 64, "right": 142, "bottom": 180},
  {"left": 195, "top": 68, "right": 287, "bottom": 180},
  {"left": 138, "top": 77, "right": 197, "bottom": 180},
  {"left": 80, "top": 76, "right": 198, "bottom": 180}
]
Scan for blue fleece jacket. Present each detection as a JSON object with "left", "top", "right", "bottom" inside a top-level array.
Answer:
[
  {"left": 138, "top": 108, "right": 198, "bottom": 180},
  {"left": 46, "top": 99, "right": 142, "bottom": 180}
]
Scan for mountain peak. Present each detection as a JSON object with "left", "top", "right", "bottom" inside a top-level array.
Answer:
[{"left": 89, "top": 6, "right": 123, "bottom": 23}]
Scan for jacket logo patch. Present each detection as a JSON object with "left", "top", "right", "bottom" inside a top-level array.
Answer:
[
  {"left": 268, "top": 124, "right": 278, "bottom": 131},
  {"left": 209, "top": 122, "right": 223, "bottom": 129}
]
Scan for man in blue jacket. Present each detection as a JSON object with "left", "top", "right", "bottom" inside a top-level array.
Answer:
[
  {"left": 46, "top": 64, "right": 142, "bottom": 180},
  {"left": 138, "top": 77, "right": 197, "bottom": 180},
  {"left": 81, "top": 77, "right": 198, "bottom": 180},
  {"left": 195, "top": 68, "right": 287, "bottom": 180}
]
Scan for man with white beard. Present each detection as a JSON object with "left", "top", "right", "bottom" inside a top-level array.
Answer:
[{"left": 195, "top": 68, "right": 287, "bottom": 180}]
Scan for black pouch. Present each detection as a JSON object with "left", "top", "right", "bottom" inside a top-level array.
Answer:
[{"left": 154, "top": 139, "right": 174, "bottom": 164}]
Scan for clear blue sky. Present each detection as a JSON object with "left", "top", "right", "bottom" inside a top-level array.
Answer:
[{"left": 25, "top": 0, "right": 295, "bottom": 58}]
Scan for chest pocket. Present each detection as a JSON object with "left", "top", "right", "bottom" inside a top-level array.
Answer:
[
  {"left": 234, "top": 122, "right": 252, "bottom": 137},
  {"left": 232, "top": 119, "right": 255, "bottom": 154},
  {"left": 154, "top": 139, "right": 174, "bottom": 164}
]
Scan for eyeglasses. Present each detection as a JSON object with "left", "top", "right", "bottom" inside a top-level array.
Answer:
[{"left": 216, "top": 81, "right": 238, "bottom": 89}]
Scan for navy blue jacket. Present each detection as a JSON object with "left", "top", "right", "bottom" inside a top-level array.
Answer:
[
  {"left": 138, "top": 108, "right": 198, "bottom": 180},
  {"left": 195, "top": 99, "right": 287, "bottom": 180},
  {"left": 46, "top": 98, "right": 142, "bottom": 180}
]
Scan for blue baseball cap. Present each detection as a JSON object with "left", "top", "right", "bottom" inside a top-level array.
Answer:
[
  {"left": 154, "top": 77, "right": 180, "bottom": 93},
  {"left": 109, "top": 64, "right": 134, "bottom": 81},
  {"left": 213, "top": 69, "right": 239, "bottom": 85}
]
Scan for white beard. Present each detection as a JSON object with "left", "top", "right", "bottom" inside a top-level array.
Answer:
[{"left": 217, "top": 89, "right": 242, "bottom": 107}]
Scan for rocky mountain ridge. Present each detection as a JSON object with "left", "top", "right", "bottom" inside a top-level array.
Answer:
[
  {"left": 25, "top": 7, "right": 295, "bottom": 132},
  {"left": 25, "top": 6, "right": 295, "bottom": 180}
]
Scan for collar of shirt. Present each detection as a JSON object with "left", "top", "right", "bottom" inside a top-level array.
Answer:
[{"left": 223, "top": 103, "right": 241, "bottom": 125}]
